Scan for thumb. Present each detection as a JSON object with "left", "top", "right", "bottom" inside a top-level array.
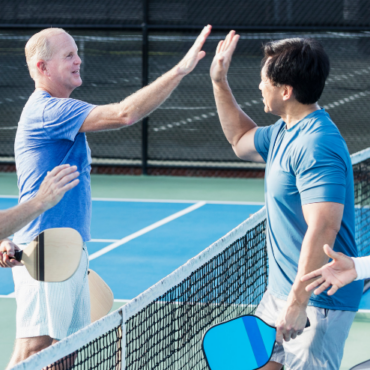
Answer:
[{"left": 323, "top": 244, "right": 340, "bottom": 261}]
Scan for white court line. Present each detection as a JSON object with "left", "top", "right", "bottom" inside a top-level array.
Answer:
[
  {"left": 89, "top": 239, "right": 120, "bottom": 243},
  {"left": 90, "top": 197, "right": 264, "bottom": 205},
  {"left": 88, "top": 201, "right": 206, "bottom": 261}
]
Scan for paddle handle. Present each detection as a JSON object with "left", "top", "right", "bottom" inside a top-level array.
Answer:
[
  {"left": 10, "top": 250, "right": 23, "bottom": 262},
  {"left": 305, "top": 318, "right": 310, "bottom": 328}
]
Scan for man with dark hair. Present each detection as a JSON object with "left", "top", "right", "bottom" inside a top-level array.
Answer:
[{"left": 210, "top": 32, "right": 362, "bottom": 369}]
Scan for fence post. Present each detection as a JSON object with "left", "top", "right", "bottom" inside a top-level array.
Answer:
[{"left": 141, "top": 0, "right": 149, "bottom": 175}]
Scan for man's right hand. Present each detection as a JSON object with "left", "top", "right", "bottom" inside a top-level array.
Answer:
[
  {"left": 0, "top": 239, "right": 22, "bottom": 268},
  {"left": 35, "top": 164, "right": 80, "bottom": 212},
  {"left": 210, "top": 30, "right": 240, "bottom": 84}
]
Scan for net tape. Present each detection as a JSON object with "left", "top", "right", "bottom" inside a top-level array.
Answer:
[{"left": 11, "top": 148, "right": 370, "bottom": 370}]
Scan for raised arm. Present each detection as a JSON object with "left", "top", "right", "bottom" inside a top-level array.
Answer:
[
  {"left": 79, "top": 25, "right": 212, "bottom": 133},
  {"left": 210, "top": 31, "right": 263, "bottom": 162},
  {"left": 0, "top": 164, "right": 79, "bottom": 267},
  {"left": 275, "top": 202, "right": 343, "bottom": 343}
]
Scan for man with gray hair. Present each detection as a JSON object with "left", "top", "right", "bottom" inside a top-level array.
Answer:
[{"left": 6, "top": 26, "right": 211, "bottom": 367}]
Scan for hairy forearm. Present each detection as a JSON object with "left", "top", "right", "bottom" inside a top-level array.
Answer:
[
  {"left": 0, "top": 198, "right": 45, "bottom": 240},
  {"left": 290, "top": 225, "right": 339, "bottom": 306},
  {"left": 119, "top": 67, "right": 184, "bottom": 125},
  {"left": 212, "top": 80, "right": 257, "bottom": 145}
]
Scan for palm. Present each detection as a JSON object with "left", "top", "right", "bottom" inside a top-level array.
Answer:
[
  {"left": 177, "top": 26, "right": 211, "bottom": 75},
  {"left": 210, "top": 31, "right": 240, "bottom": 83},
  {"left": 320, "top": 258, "right": 356, "bottom": 288},
  {"left": 302, "top": 245, "right": 357, "bottom": 296}
]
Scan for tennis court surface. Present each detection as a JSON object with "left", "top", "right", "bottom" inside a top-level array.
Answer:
[{"left": 1, "top": 149, "right": 370, "bottom": 370}]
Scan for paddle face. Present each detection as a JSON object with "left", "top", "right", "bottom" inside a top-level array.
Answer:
[
  {"left": 350, "top": 359, "right": 370, "bottom": 370},
  {"left": 88, "top": 269, "right": 114, "bottom": 322},
  {"left": 14, "top": 228, "right": 83, "bottom": 282},
  {"left": 202, "top": 315, "right": 276, "bottom": 370}
]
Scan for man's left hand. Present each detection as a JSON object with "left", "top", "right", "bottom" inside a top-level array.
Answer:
[{"left": 275, "top": 302, "right": 307, "bottom": 344}]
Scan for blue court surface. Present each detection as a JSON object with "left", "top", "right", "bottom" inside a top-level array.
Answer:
[
  {"left": 1, "top": 195, "right": 369, "bottom": 313},
  {"left": 0, "top": 197, "right": 263, "bottom": 300}
]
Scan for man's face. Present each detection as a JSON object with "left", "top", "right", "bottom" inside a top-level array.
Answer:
[
  {"left": 259, "top": 62, "right": 284, "bottom": 116},
  {"left": 45, "top": 33, "right": 82, "bottom": 92}
]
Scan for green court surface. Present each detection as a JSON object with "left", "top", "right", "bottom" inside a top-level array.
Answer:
[{"left": 0, "top": 173, "right": 368, "bottom": 370}]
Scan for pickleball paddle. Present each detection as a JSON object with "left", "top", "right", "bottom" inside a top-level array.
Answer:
[
  {"left": 202, "top": 315, "right": 310, "bottom": 370},
  {"left": 350, "top": 359, "right": 370, "bottom": 370},
  {"left": 88, "top": 269, "right": 114, "bottom": 322},
  {"left": 10, "top": 227, "right": 83, "bottom": 282}
]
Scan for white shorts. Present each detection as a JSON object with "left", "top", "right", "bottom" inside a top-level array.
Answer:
[
  {"left": 256, "top": 290, "right": 356, "bottom": 370},
  {"left": 12, "top": 245, "right": 91, "bottom": 340}
]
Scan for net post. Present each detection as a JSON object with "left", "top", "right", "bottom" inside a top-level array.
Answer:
[{"left": 141, "top": 0, "right": 149, "bottom": 175}]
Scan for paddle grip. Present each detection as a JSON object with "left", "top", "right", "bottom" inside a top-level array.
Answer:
[
  {"left": 11, "top": 250, "right": 23, "bottom": 262},
  {"left": 305, "top": 318, "right": 310, "bottom": 328}
]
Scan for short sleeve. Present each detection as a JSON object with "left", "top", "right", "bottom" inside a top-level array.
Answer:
[
  {"left": 43, "top": 97, "right": 96, "bottom": 141},
  {"left": 254, "top": 120, "right": 282, "bottom": 162},
  {"left": 295, "top": 137, "right": 348, "bottom": 205}
]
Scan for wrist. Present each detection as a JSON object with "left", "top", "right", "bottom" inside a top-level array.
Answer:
[
  {"left": 288, "top": 286, "right": 310, "bottom": 308},
  {"left": 212, "top": 79, "right": 229, "bottom": 89},
  {"left": 30, "top": 195, "right": 49, "bottom": 213}
]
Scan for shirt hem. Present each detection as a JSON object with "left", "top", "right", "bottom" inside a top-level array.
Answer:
[{"left": 267, "top": 288, "right": 359, "bottom": 312}]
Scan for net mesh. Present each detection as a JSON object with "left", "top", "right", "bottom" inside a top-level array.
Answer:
[
  {"left": 125, "top": 220, "right": 267, "bottom": 370},
  {"left": 42, "top": 325, "right": 122, "bottom": 370},
  {"left": 354, "top": 157, "right": 370, "bottom": 258}
]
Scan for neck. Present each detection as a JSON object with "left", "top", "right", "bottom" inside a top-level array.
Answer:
[
  {"left": 35, "top": 80, "right": 72, "bottom": 99},
  {"left": 281, "top": 103, "right": 320, "bottom": 129}
]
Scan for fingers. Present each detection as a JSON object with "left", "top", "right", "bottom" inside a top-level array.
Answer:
[
  {"left": 323, "top": 244, "right": 339, "bottom": 260},
  {"left": 47, "top": 164, "right": 71, "bottom": 178},
  {"left": 301, "top": 269, "right": 322, "bottom": 282},
  {"left": 216, "top": 40, "right": 223, "bottom": 54},
  {"left": 61, "top": 179, "right": 80, "bottom": 193},
  {"left": 55, "top": 168, "right": 80, "bottom": 188},
  {"left": 54, "top": 165, "right": 79, "bottom": 182},
  {"left": 305, "top": 276, "right": 324, "bottom": 292},
  {"left": 314, "top": 281, "right": 331, "bottom": 295},
  {"left": 327, "top": 285, "right": 339, "bottom": 296},
  {"left": 275, "top": 328, "right": 283, "bottom": 344},
  {"left": 194, "top": 25, "right": 212, "bottom": 50}
]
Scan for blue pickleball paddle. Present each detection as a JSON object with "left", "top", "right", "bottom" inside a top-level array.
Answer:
[{"left": 202, "top": 315, "right": 276, "bottom": 370}]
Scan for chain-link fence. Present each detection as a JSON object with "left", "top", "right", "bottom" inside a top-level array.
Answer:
[{"left": 1, "top": 1, "right": 370, "bottom": 174}]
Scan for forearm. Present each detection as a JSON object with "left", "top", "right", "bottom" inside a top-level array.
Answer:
[
  {"left": 119, "top": 67, "right": 184, "bottom": 125},
  {"left": 0, "top": 198, "right": 45, "bottom": 240},
  {"left": 289, "top": 225, "right": 338, "bottom": 306},
  {"left": 212, "top": 80, "right": 257, "bottom": 146}
]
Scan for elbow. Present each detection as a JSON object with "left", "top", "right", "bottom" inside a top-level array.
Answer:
[{"left": 117, "top": 109, "right": 136, "bottom": 127}]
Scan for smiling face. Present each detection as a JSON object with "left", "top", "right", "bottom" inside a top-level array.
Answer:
[
  {"left": 259, "top": 61, "right": 285, "bottom": 116},
  {"left": 43, "top": 32, "right": 82, "bottom": 95}
]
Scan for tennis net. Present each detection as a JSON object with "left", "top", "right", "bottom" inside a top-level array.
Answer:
[{"left": 11, "top": 147, "right": 370, "bottom": 370}]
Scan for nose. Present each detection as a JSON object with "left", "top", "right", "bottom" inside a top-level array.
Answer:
[
  {"left": 259, "top": 81, "right": 263, "bottom": 91},
  {"left": 75, "top": 54, "right": 82, "bottom": 65}
]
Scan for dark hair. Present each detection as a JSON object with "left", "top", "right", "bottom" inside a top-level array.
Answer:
[{"left": 262, "top": 38, "right": 330, "bottom": 105}]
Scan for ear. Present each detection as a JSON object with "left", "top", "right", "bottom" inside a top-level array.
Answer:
[
  {"left": 282, "top": 85, "right": 294, "bottom": 101},
  {"left": 36, "top": 60, "right": 48, "bottom": 76}
]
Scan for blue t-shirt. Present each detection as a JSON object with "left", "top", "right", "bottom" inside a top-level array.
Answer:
[
  {"left": 254, "top": 109, "right": 363, "bottom": 311},
  {"left": 13, "top": 90, "right": 96, "bottom": 244}
]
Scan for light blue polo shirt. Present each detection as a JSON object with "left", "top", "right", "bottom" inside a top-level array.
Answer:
[
  {"left": 254, "top": 109, "right": 363, "bottom": 311},
  {"left": 14, "top": 90, "right": 96, "bottom": 244}
]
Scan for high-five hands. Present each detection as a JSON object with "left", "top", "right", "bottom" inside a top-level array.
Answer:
[
  {"left": 210, "top": 30, "right": 240, "bottom": 83},
  {"left": 301, "top": 244, "right": 358, "bottom": 296},
  {"left": 177, "top": 25, "right": 212, "bottom": 75}
]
